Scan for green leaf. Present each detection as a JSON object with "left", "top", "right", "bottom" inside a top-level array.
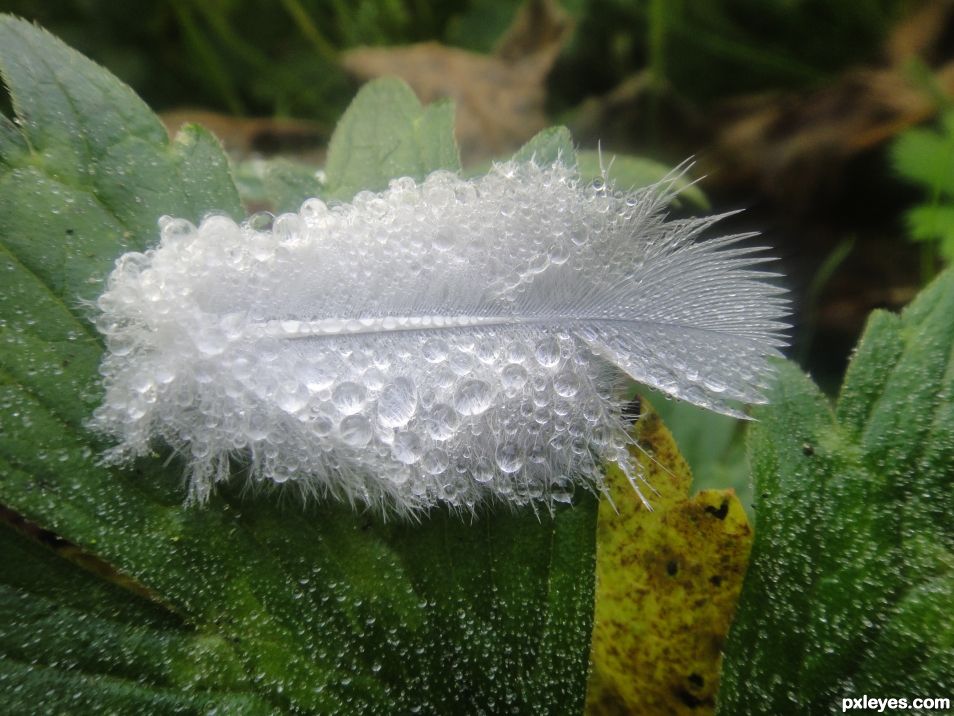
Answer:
[
  {"left": 891, "top": 112, "right": 954, "bottom": 198},
  {"left": 718, "top": 268, "right": 954, "bottom": 714},
  {"left": 0, "top": 17, "right": 598, "bottom": 714},
  {"left": 905, "top": 204, "right": 954, "bottom": 258},
  {"left": 0, "top": 113, "right": 27, "bottom": 164},
  {"left": 0, "top": 523, "right": 273, "bottom": 715},
  {"left": 262, "top": 158, "right": 324, "bottom": 214},
  {"left": 323, "top": 77, "right": 460, "bottom": 201},
  {"left": 233, "top": 157, "right": 325, "bottom": 214},
  {"left": 577, "top": 151, "right": 709, "bottom": 209},
  {"left": 0, "top": 14, "right": 241, "bottom": 306},
  {"left": 512, "top": 126, "right": 577, "bottom": 168}
]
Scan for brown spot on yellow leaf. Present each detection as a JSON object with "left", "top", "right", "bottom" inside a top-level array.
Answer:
[{"left": 586, "top": 401, "right": 753, "bottom": 716}]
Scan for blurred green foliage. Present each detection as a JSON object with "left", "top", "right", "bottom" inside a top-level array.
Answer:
[
  {"left": 553, "top": 0, "right": 905, "bottom": 110},
  {"left": 0, "top": 0, "right": 908, "bottom": 131},
  {"left": 892, "top": 109, "right": 954, "bottom": 278},
  {"left": 0, "top": 0, "right": 471, "bottom": 128}
]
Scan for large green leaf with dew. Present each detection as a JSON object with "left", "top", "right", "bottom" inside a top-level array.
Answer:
[
  {"left": 0, "top": 16, "right": 597, "bottom": 714},
  {"left": 717, "top": 269, "right": 954, "bottom": 714},
  {"left": 0, "top": 521, "right": 272, "bottom": 715}
]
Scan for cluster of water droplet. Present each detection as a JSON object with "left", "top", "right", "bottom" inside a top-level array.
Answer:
[{"left": 91, "top": 160, "right": 786, "bottom": 513}]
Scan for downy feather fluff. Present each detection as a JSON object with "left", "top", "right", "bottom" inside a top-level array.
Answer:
[{"left": 91, "top": 161, "right": 788, "bottom": 514}]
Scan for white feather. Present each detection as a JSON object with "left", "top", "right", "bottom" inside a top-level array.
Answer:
[{"left": 90, "top": 161, "right": 788, "bottom": 514}]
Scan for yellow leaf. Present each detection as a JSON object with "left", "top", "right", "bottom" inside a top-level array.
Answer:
[{"left": 586, "top": 401, "right": 753, "bottom": 715}]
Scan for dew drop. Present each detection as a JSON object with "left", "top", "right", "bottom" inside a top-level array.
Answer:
[
  {"left": 312, "top": 416, "right": 333, "bottom": 437},
  {"left": 302, "top": 364, "right": 335, "bottom": 393},
  {"left": 475, "top": 342, "right": 497, "bottom": 365},
  {"left": 495, "top": 443, "right": 524, "bottom": 474},
  {"left": 534, "top": 337, "right": 561, "bottom": 368},
  {"left": 199, "top": 214, "right": 238, "bottom": 238},
  {"left": 377, "top": 377, "right": 417, "bottom": 428},
  {"left": 387, "top": 467, "right": 411, "bottom": 486},
  {"left": 339, "top": 414, "right": 372, "bottom": 447},
  {"left": 299, "top": 197, "right": 328, "bottom": 223},
  {"left": 274, "top": 212, "right": 304, "bottom": 241},
  {"left": 247, "top": 413, "right": 269, "bottom": 441},
  {"left": 332, "top": 382, "right": 366, "bottom": 415},
  {"left": 551, "top": 475, "right": 574, "bottom": 504},
  {"left": 454, "top": 379, "right": 493, "bottom": 416},
  {"left": 507, "top": 343, "right": 529, "bottom": 364},
  {"left": 246, "top": 211, "right": 273, "bottom": 232},
  {"left": 548, "top": 241, "right": 570, "bottom": 265},
  {"left": 426, "top": 403, "right": 459, "bottom": 441},
  {"left": 421, "top": 338, "right": 448, "bottom": 363},
  {"left": 431, "top": 229, "right": 455, "bottom": 251},
  {"left": 449, "top": 351, "right": 474, "bottom": 376},
  {"left": 421, "top": 449, "right": 449, "bottom": 475},
  {"left": 194, "top": 329, "right": 228, "bottom": 357},
  {"left": 473, "top": 457, "right": 495, "bottom": 483},
  {"left": 501, "top": 363, "right": 529, "bottom": 390},
  {"left": 131, "top": 374, "right": 154, "bottom": 394},
  {"left": 159, "top": 216, "right": 196, "bottom": 245},
  {"left": 363, "top": 367, "right": 387, "bottom": 391},
  {"left": 392, "top": 431, "right": 423, "bottom": 465},
  {"left": 553, "top": 371, "right": 580, "bottom": 398},
  {"left": 155, "top": 364, "right": 176, "bottom": 385},
  {"left": 277, "top": 384, "right": 309, "bottom": 413}
]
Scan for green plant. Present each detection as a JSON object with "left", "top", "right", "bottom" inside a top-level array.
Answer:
[
  {"left": 891, "top": 109, "right": 954, "bottom": 278},
  {"left": 719, "top": 268, "right": 954, "bottom": 713},
  {"left": 552, "top": 0, "right": 905, "bottom": 115}
]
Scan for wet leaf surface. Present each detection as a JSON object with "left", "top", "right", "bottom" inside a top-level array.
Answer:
[
  {"left": 718, "top": 268, "right": 954, "bottom": 714},
  {"left": 0, "top": 521, "right": 272, "bottom": 715}
]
